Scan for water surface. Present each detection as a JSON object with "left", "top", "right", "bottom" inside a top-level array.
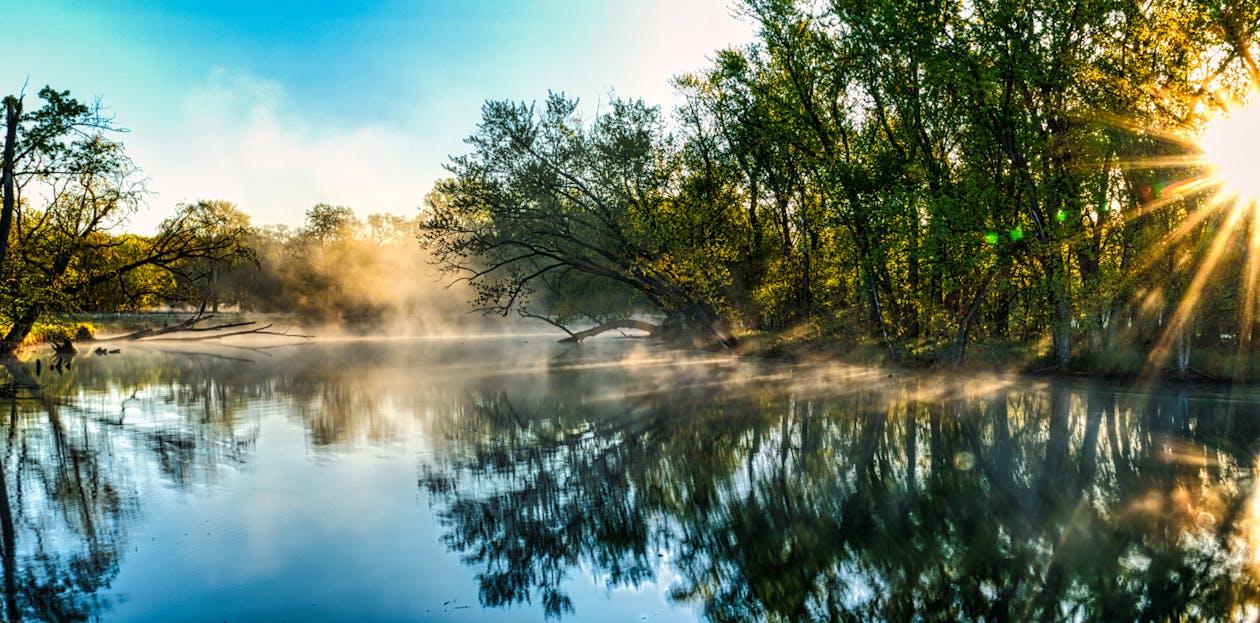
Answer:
[{"left": 5, "top": 338, "right": 1260, "bottom": 621}]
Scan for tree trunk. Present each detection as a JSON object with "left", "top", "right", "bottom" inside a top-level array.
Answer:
[
  {"left": 0, "top": 313, "right": 37, "bottom": 355},
  {"left": 1052, "top": 295, "right": 1072, "bottom": 368},
  {"left": 0, "top": 96, "right": 19, "bottom": 275},
  {"left": 1044, "top": 253, "right": 1073, "bottom": 368},
  {"left": 1176, "top": 326, "right": 1191, "bottom": 378}
]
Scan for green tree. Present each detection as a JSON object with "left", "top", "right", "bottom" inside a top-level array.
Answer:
[
  {"left": 162, "top": 200, "right": 255, "bottom": 311},
  {"left": 0, "top": 86, "right": 253, "bottom": 352},
  {"left": 421, "top": 94, "right": 739, "bottom": 345},
  {"left": 664, "top": 0, "right": 1250, "bottom": 370}
]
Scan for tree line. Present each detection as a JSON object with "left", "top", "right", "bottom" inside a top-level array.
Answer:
[
  {"left": 5, "top": 0, "right": 1259, "bottom": 372},
  {"left": 225, "top": 203, "right": 469, "bottom": 326},
  {"left": 420, "top": 0, "right": 1260, "bottom": 374},
  {"left": 46, "top": 199, "right": 460, "bottom": 328},
  {"left": 0, "top": 85, "right": 471, "bottom": 350}
]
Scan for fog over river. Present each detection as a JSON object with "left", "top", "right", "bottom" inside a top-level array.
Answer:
[{"left": 2, "top": 337, "right": 1260, "bottom": 621}]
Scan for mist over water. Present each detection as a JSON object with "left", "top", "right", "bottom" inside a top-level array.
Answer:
[{"left": 4, "top": 338, "right": 1260, "bottom": 621}]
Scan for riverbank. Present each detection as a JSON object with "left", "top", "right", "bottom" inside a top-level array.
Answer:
[
  {"left": 20, "top": 312, "right": 1260, "bottom": 385},
  {"left": 729, "top": 324, "right": 1260, "bottom": 385}
]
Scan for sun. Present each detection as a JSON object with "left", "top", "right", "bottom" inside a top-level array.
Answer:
[
  {"left": 1201, "top": 102, "right": 1260, "bottom": 203},
  {"left": 1122, "top": 96, "right": 1260, "bottom": 374}
]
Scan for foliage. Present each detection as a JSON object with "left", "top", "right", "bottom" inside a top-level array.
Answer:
[
  {"left": 420, "top": 94, "right": 739, "bottom": 344},
  {"left": 0, "top": 87, "right": 254, "bottom": 351},
  {"left": 423, "top": 0, "right": 1260, "bottom": 372},
  {"left": 223, "top": 205, "right": 470, "bottom": 326}
]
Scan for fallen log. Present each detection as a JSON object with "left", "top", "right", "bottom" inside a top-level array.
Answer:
[
  {"left": 107, "top": 317, "right": 255, "bottom": 341},
  {"left": 558, "top": 320, "right": 660, "bottom": 343}
]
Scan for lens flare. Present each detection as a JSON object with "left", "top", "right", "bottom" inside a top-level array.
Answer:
[{"left": 1201, "top": 103, "right": 1260, "bottom": 204}]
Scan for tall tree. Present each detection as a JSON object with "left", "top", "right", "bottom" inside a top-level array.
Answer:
[{"left": 1, "top": 86, "right": 112, "bottom": 276}]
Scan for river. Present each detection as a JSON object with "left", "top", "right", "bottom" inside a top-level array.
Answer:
[{"left": 3, "top": 337, "right": 1259, "bottom": 621}]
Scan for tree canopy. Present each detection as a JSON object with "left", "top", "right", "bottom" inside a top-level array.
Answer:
[
  {"left": 422, "top": 0, "right": 1260, "bottom": 375},
  {"left": 421, "top": 94, "right": 740, "bottom": 345}
]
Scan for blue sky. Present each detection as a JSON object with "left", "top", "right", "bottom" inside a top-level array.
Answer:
[{"left": 4, "top": 1, "right": 754, "bottom": 230}]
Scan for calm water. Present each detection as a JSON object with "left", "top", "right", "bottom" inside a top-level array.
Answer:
[{"left": 5, "top": 337, "right": 1260, "bottom": 622}]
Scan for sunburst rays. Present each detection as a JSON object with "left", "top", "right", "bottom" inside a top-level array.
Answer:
[
  {"left": 1201, "top": 104, "right": 1260, "bottom": 203},
  {"left": 1125, "top": 98, "right": 1260, "bottom": 376}
]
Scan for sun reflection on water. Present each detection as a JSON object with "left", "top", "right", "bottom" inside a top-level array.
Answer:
[{"left": 1243, "top": 458, "right": 1260, "bottom": 573}]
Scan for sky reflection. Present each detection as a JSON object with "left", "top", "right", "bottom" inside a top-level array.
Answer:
[{"left": 1, "top": 339, "right": 1258, "bottom": 621}]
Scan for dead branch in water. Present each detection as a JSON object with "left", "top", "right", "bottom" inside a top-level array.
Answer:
[
  {"left": 89, "top": 311, "right": 314, "bottom": 344},
  {"left": 153, "top": 323, "right": 313, "bottom": 341},
  {"left": 515, "top": 309, "right": 661, "bottom": 343},
  {"left": 517, "top": 310, "right": 576, "bottom": 339},
  {"left": 558, "top": 320, "right": 659, "bottom": 343}
]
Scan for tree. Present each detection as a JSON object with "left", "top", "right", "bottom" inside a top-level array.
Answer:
[
  {"left": 161, "top": 200, "right": 255, "bottom": 311},
  {"left": 410, "top": 0, "right": 1255, "bottom": 372},
  {"left": 302, "top": 203, "right": 359, "bottom": 243},
  {"left": 0, "top": 86, "right": 253, "bottom": 352},
  {"left": 1, "top": 86, "right": 113, "bottom": 276},
  {"left": 661, "top": 0, "right": 1250, "bottom": 371},
  {"left": 421, "top": 94, "right": 739, "bottom": 345}
]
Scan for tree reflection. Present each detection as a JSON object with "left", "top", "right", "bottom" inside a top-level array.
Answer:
[
  {"left": 0, "top": 397, "right": 131, "bottom": 621},
  {"left": 0, "top": 339, "right": 577, "bottom": 620},
  {"left": 0, "top": 338, "right": 1256, "bottom": 621},
  {"left": 0, "top": 353, "right": 261, "bottom": 621},
  {"left": 421, "top": 370, "right": 1260, "bottom": 621}
]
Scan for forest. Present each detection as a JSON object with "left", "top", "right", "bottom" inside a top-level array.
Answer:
[
  {"left": 5, "top": 0, "right": 1260, "bottom": 379},
  {"left": 420, "top": 0, "right": 1260, "bottom": 377}
]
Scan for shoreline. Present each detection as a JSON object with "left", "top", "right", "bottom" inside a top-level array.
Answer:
[
  {"left": 20, "top": 312, "right": 1260, "bottom": 388},
  {"left": 725, "top": 327, "right": 1260, "bottom": 388}
]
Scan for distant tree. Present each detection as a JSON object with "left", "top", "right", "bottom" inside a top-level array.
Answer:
[
  {"left": 160, "top": 199, "right": 256, "bottom": 311},
  {"left": 365, "top": 212, "right": 415, "bottom": 246},
  {"left": 302, "top": 203, "right": 359, "bottom": 243},
  {"left": 231, "top": 205, "right": 466, "bottom": 324},
  {"left": 228, "top": 224, "right": 293, "bottom": 313}
]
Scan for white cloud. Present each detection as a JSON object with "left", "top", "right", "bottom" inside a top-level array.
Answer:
[
  {"left": 119, "top": 1, "right": 757, "bottom": 232},
  {"left": 128, "top": 69, "right": 441, "bottom": 231}
]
